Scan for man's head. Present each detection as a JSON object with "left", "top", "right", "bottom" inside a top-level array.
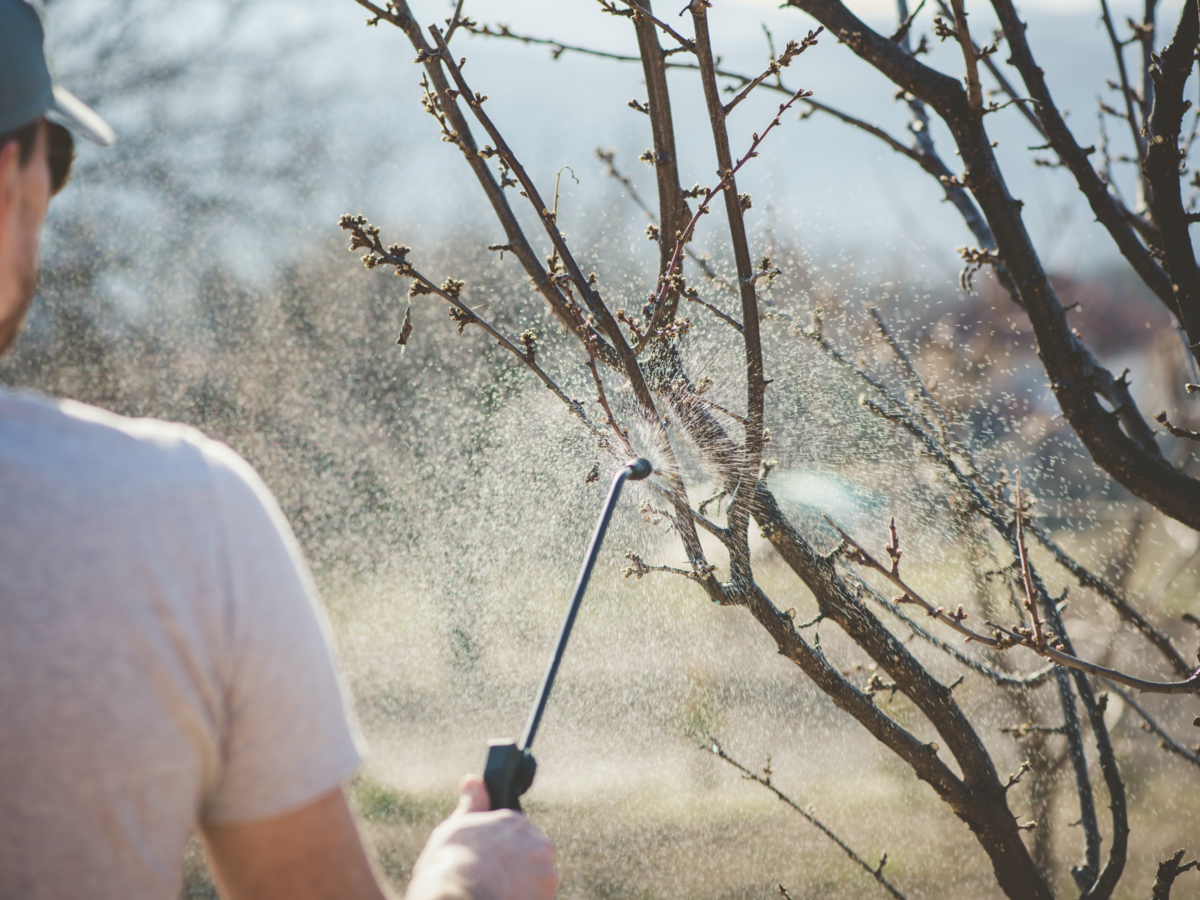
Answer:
[
  {"left": 0, "top": 0, "right": 114, "bottom": 355},
  {"left": 0, "top": 119, "right": 51, "bottom": 354}
]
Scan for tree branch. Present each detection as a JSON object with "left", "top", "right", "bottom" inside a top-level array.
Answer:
[
  {"left": 1099, "top": 0, "right": 1148, "bottom": 188},
  {"left": 722, "top": 31, "right": 821, "bottom": 116},
  {"left": 829, "top": 508, "right": 1200, "bottom": 697},
  {"left": 617, "top": 0, "right": 695, "bottom": 52},
  {"left": 786, "top": 0, "right": 1200, "bottom": 531},
  {"left": 1108, "top": 685, "right": 1200, "bottom": 769},
  {"left": 462, "top": 22, "right": 644, "bottom": 62},
  {"left": 426, "top": 23, "right": 728, "bottom": 602},
  {"left": 861, "top": 306, "right": 1193, "bottom": 679},
  {"left": 929, "top": 0, "right": 1045, "bottom": 139},
  {"left": 946, "top": 0, "right": 983, "bottom": 113},
  {"left": 705, "top": 738, "right": 908, "bottom": 900},
  {"left": 353, "top": 0, "right": 623, "bottom": 370},
  {"left": 750, "top": 489, "right": 1054, "bottom": 900},
  {"left": 1027, "top": 518, "right": 1194, "bottom": 677},
  {"left": 1156, "top": 410, "right": 1200, "bottom": 440},
  {"left": 1141, "top": 0, "right": 1200, "bottom": 367},
  {"left": 338, "top": 216, "right": 602, "bottom": 438},
  {"left": 847, "top": 569, "right": 1057, "bottom": 687},
  {"left": 443, "top": 0, "right": 467, "bottom": 43},
  {"left": 1151, "top": 850, "right": 1199, "bottom": 900},
  {"left": 631, "top": 0, "right": 691, "bottom": 332},
  {"left": 987, "top": 0, "right": 1181, "bottom": 320},
  {"left": 595, "top": 148, "right": 737, "bottom": 293},
  {"left": 690, "top": 3, "right": 773, "bottom": 587}
]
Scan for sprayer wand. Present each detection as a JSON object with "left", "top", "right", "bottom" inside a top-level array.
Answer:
[{"left": 483, "top": 457, "right": 653, "bottom": 812}]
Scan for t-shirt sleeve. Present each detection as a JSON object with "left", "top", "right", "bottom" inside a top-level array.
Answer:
[{"left": 200, "top": 442, "right": 364, "bottom": 824}]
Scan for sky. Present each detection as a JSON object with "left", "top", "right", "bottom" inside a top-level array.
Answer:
[{"left": 43, "top": 0, "right": 1193, "bottom": 300}]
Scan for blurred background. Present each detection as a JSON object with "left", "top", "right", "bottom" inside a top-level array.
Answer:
[{"left": 5, "top": 0, "right": 1200, "bottom": 897}]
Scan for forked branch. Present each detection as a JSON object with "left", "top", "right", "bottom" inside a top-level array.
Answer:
[
  {"left": 1151, "top": 850, "right": 1199, "bottom": 900},
  {"left": 828, "top": 513, "right": 1200, "bottom": 694}
]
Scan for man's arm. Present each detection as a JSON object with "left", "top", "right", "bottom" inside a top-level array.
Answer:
[
  {"left": 201, "top": 786, "right": 390, "bottom": 900},
  {"left": 200, "top": 778, "right": 557, "bottom": 900}
]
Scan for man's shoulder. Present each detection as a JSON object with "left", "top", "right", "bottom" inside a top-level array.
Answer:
[{"left": 0, "top": 385, "right": 253, "bottom": 498}]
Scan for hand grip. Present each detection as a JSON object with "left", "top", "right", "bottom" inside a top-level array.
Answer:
[{"left": 482, "top": 740, "right": 537, "bottom": 812}]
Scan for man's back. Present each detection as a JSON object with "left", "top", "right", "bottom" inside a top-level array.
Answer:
[{"left": 0, "top": 386, "right": 362, "bottom": 899}]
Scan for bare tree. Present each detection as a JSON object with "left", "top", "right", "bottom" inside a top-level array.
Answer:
[{"left": 340, "top": 1, "right": 1200, "bottom": 897}]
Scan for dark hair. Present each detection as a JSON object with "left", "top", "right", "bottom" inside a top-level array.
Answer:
[{"left": 0, "top": 120, "right": 39, "bottom": 165}]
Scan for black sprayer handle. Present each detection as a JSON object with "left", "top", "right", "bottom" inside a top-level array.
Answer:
[
  {"left": 483, "top": 457, "right": 653, "bottom": 812},
  {"left": 483, "top": 740, "right": 537, "bottom": 813}
]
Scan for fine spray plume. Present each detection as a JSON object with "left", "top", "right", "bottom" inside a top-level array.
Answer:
[
  {"left": 24, "top": 0, "right": 1200, "bottom": 893},
  {"left": 483, "top": 457, "right": 654, "bottom": 812}
]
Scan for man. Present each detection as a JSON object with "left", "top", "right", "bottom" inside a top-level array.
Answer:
[{"left": 0, "top": 2, "right": 558, "bottom": 898}]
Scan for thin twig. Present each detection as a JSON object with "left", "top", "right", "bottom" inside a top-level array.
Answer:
[
  {"left": 931, "top": 0, "right": 1047, "bottom": 139},
  {"left": 1026, "top": 517, "right": 1194, "bottom": 678},
  {"left": 1107, "top": 685, "right": 1200, "bottom": 769},
  {"left": 722, "top": 31, "right": 821, "bottom": 116},
  {"left": 624, "top": 551, "right": 714, "bottom": 581},
  {"left": 443, "top": 0, "right": 467, "bottom": 43},
  {"left": 705, "top": 739, "right": 908, "bottom": 900},
  {"left": 946, "top": 0, "right": 984, "bottom": 112},
  {"left": 847, "top": 569, "right": 1057, "bottom": 687},
  {"left": 680, "top": 290, "right": 744, "bottom": 332},
  {"left": 616, "top": 0, "right": 696, "bottom": 51},
  {"left": 984, "top": 97, "right": 1041, "bottom": 115},
  {"left": 1156, "top": 410, "right": 1200, "bottom": 440},
  {"left": 574, "top": 306, "right": 637, "bottom": 456},
  {"left": 642, "top": 84, "right": 812, "bottom": 331},
  {"left": 890, "top": 0, "right": 926, "bottom": 44},
  {"left": 463, "top": 22, "right": 644, "bottom": 62},
  {"left": 464, "top": 22, "right": 936, "bottom": 175},
  {"left": 1014, "top": 474, "right": 1048, "bottom": 651},
  {"left": 989, "top": 618, "right": 1200, "bottom": 694},
  {"left": 338, "top": 215, "right": 601, "bottom": 438},
  {"left": 827, "top": 516, "right": 1004, "bottom": 647},
  {"left": 830, "top": 513, "right": 1200, "bottom": 694},
  {"left": 1099, "top": 0, "right": 1148, "bottom": 180},
  {"left": 686, "top": 391, "right": 749, "bottom": 425},
  {"left": 595, "top": 148, "right": 738, "bottom": 294},
  {"left": 868, "top": 307, "right": 954, "bottom": 448}
]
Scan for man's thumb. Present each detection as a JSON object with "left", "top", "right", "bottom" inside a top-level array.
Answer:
[{"left": 455, "top": 775, "right": 491, "bottom": 815}]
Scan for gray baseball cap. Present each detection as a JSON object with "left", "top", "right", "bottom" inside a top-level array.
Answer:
[{"left": 0, "top": 0, "right": 115, "bottom": 146}]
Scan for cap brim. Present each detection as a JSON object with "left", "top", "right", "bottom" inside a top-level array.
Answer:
[{"left": 47, "top": 85, "right": 115, "bottom": 148}]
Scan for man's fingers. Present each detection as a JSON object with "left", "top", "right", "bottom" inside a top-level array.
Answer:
[
  {"left": 454, "top": 775, "right": 491, "bottom": 815},
  {"left": 412, "top": 779, "right": 558, "bottom": 900}
]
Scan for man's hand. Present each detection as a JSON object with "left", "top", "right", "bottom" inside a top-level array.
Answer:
[{"left": 406, "top": 777, "right": 558, "bottom": 900}]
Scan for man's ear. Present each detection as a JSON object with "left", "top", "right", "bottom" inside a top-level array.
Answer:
[{"left": 0, "top": 140, "right": 21, "bottom": 242}]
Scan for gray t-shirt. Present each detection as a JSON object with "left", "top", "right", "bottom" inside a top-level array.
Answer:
[{"left": 0, "top": 386, "right": 364, "bottom": 899}]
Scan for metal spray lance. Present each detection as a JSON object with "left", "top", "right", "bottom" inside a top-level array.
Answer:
[{"left": 482, "top": 457, "right": 653, "bottom": 812}]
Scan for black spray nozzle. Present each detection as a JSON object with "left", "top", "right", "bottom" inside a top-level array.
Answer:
[
  {"left": 483, "top": 457, "right": 652, "bottom": 812},
  {"left": 625, "top": 457, "right": 653, "bottom": 480}
]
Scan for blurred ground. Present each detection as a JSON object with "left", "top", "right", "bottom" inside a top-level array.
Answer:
[{"left": 178, "top": 541, "right": 1200, "bottom": 900}]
